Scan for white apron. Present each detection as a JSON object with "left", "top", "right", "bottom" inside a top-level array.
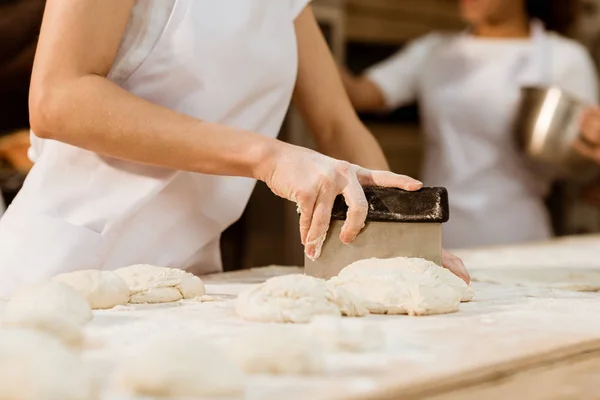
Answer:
[
  {"left": 0, "top": 0, "right": 307, "bottom": 297},
  {"left": 419, "top": 22, "right": 556, "bottom": 249}
]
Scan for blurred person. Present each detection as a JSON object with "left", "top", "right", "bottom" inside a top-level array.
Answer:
[
  {"left": 341, "top": 0, "right": 600, "bottom": 249},
  {"left": 0, "top": 0, "right": 470, "bottom": 296}
]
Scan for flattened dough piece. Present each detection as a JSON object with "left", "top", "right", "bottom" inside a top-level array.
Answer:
[
  {"left": 114, "top": 264, "right": 206, "bottom": 304},
  {"left": 235, "top": 274, "right": 368, "bottom": 323},
  {"left": 328, "top": 257, "right": 471, "bottom": 316},
  {"left": 309, "top": 315, "right": 384, "bottom": 352},
  {"left": 4, "top": 281, "right": 92, "bottom": 325},
  {"left": 0, "top": 329, "right": 98, "bottom": 400},
  {"left": 228, "top": 326, "right": 324, "bottom": 374},
  {"left": 114, "top": 333, "right": 244, "bottom": 398},
  {"left": 52, "top": 270, "right": 129, "bottom": 309}
]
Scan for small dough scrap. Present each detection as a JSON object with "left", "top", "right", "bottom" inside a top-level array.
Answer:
[
  {"left": 329, "top": 257, "right": 470, "bottom": 316},
  {"left": 113, "top": 333, "right": 244, "bottom": 398},
  {"left": 0, "top": 329, "right": 98, "bottom": 400},
  {"left": 52, "top": 270, "right": 130, "bottom": 309},
  {"left": 5, "top": 281, "right": 92, "bottom": 325},
  {"left": 114, "top": 264, "right": 205, "bottom": 304},
  {"left": 228, "top": 326, "right": 324, "bottom": 374},
  {"left": 235, "top": 274, "right": 368, "bottom": 323},
  {"left": 462, "top": 285, "right": 475, "bottom": 302},
  {"left": 2, "top": 311, "right": 84, "bottom": 348},
  {"left": 309, "top": 315, "right": 384, "bottom": 352}
]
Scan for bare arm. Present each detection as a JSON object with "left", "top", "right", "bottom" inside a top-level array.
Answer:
[
  {"left": 29, "top": 0, "right": 282, "bottom": 180},
  {"left": 292, "top": 7, "right": 388, "bottom": 170},
  {"left": 338, "top": 65, "right": 387, "bottom": 112}
]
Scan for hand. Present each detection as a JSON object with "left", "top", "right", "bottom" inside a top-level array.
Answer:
[
  {"left": 442, "top": 249, "right": 470, "bottom": 284},
  {"left": 262, "top": 144, "right": 422, "bottom": 260},
  {"left": 575, "top": 107, "right": 600, "bottom": 162}
]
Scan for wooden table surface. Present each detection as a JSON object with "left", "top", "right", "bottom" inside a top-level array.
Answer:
[{"left": 201, "top": 264, "right": 600, "bottom": 400}]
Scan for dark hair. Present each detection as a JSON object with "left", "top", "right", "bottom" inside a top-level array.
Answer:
[{"left": 526, "top": 0, "right": 578, "bottom": 35}]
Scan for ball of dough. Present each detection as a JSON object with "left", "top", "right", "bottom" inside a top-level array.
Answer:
[
  {"left": 228, "top": 326, "right": 324, "bottom": 374},
  {"left": 2, "top": 311, "right": 84, "bottom": 348},
  {"left": 0, "top": 329, "right": 98, "bottom": 400},
  {"left": 328, "top": 257, "right": 469, "bottom": 316},
  {"left": 52, "top": 270, "right": 130, "bottom": 310},
  {"left": 5, "top": 281, "right": 92, "bottom": 325},
  {"left": 309, "top": 315, "right": 384, "bottom": 352},
  {"left": 235, "top": 274, "right": 368, "bottom": 323},
  {"left": 114, "top": 265, "right": 205, "bottom": 304},
  {"left": 113, "top": 333, "right": 244, "bottom": 398}
]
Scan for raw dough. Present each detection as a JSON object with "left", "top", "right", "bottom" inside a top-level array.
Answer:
[
  {"left": 235, "top": 274, "right": 368, "bottom": 323},
  {"left": 2, "top": 311, "right": 84, "bottom": 348},
  {"left": 113, "top": 333, "right": 244, "bottom": 398},
  {"left": 227, "top": 326, "right": 324, "bottom": 374},
  {"left": 114, "top": 264, "right": 206, "bottom": 304},
  {"left": 309, "top": 315, "right": 384, "bottom": 352},
  {"left": 328, "top": 257, "right": 471, "bottom": 316},
  {"left": 0, "top": 329, "right": 98, "bottom": 400},
  {"left": 4, "top": 281, "right": 92, "bottom": 325},
  {"left": 52, "top": 270, "right": 130, "bottom": 309},
  {"left": 470, "top": 267, "right": 600, "bottom": 292}
]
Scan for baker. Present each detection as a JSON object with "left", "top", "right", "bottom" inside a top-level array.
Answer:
[
  {"left": 341, "top": 0, "right": 600, "bottom": 249},
  {"left": 0, "top": 0, "right": 469, "bottom": 297}
]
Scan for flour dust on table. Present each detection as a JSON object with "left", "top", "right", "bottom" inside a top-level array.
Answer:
[
  {"left": 52, "top": 269, "right": 130, "bottom": 309},
  {"left": 227, "top": 325, "right": 324, "bottom": 375},
  {"left": 0, "top": 329, "right": 98, "bottom": 400},
  {"left": 113, "top": 333, "right": 244, "bottom": 398},
  {"left": 235, "top": 274, "right": 369, "bottom": 323},
  {"left": 308, "top": 315, "right": 385, "bottom": 352},
  {"left": 114, "top": 264, "right": 206, "bottom": 304},
  {"left": 328, "top": 257, "right": 474, "bottom": 316}
]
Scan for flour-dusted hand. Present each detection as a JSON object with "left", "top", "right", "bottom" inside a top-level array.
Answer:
[
  {"left": 442, "top": 249, "right": 470, "bottom": 284},
  {"left": 260, "top": 144, "right": 422, "bottom": 260}
]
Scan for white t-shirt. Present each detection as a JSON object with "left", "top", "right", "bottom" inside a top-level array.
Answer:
[{"left": 367, "top": 25, "right": 599, "bottom": 249}]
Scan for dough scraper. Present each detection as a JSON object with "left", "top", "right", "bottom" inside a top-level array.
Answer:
[{"left": 304, "top": 187, "right": 449, "bottom": 279}]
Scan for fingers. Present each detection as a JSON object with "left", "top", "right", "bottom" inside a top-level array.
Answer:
[
  {"left": 296, "top": 192, "right": 317, "bottom": 246},
  {"left": 339, "top": 178, "right": 369, "bottom": 244},
  {"left": 357, "top": 168, "right": 422, "bottom": 191},
  {"left": 573, "top": 139, "right": 600, "bottom": 163},
  {"left": 304, "top": 189, "right": 338, "bottom": 260},
  {"left": 580, "top": 108, "right": 600, "bottom": 147},
  {"left": 442, "top": 249, "right": 470, "bottom": 284}
]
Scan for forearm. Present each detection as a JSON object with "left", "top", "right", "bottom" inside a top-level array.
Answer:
[
  {"left": 30, "top": 75, "right": 280, "bottom": 180},
  {"left": 315, "top": 117, "right": 389, "bottom": 171}
]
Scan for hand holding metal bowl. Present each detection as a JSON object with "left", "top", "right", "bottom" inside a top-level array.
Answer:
[{"left": 514, "top": 86, "right": 600, "bottom": 181}]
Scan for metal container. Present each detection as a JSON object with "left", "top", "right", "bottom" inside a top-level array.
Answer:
[{"left": 514, "top": 86, "right": 599, "bottom": 181}]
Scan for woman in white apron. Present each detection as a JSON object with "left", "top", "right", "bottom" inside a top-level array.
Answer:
[
  {"left": 0, "top": 0, "right": 469, "bottom": 296},
  {"left": 342, "top": 0, "right": 600, "bottom": 249}
]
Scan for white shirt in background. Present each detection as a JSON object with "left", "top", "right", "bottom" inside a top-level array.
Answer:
[{"left": 367, "top": 23, "right": 599, "bottom": 249}]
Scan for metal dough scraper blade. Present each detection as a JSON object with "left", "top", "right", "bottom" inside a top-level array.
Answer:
[{"left": 304, "top": 187, "right": 449, "bottom": 279}]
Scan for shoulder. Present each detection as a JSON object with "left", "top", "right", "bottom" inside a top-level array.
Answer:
[{"left": 547, "top": 33, "right": 594, "bottom": 65}]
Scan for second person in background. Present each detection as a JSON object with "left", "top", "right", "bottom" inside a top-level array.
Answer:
[{"left": 342, "top": 0, "right": 600, "bottom": 249}]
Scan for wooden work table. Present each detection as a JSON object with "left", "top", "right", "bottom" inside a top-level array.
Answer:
[{"left": 3, "top": 235, "right": 600, "bottom": 399}]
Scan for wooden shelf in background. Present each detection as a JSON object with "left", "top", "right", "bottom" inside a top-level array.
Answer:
[{"left": 346, "top": 0, "right": 464, "bottom": 44}]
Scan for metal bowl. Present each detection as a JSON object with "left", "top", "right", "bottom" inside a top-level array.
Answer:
[{"left": 514, "top": 86, "right": 599, "bottom": 181}]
